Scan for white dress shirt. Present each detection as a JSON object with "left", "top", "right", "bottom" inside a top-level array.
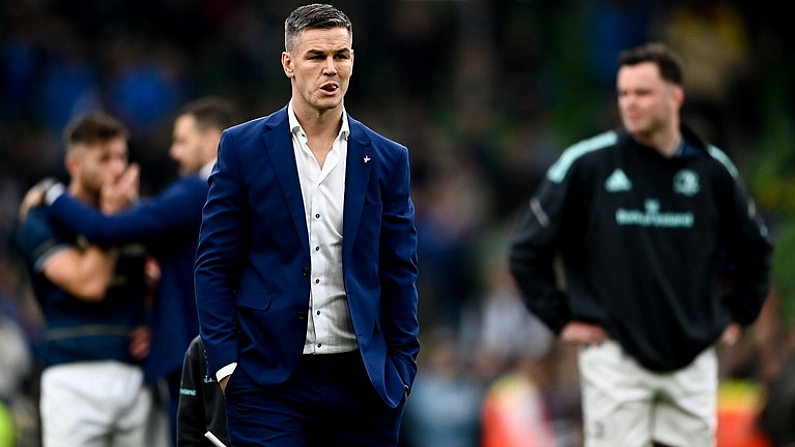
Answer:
[
  {"left": 199, "top": 159, "right": 215, "bottom": 181},
  {"left": 288, "top": 102, "right": 358, "bottom": 355},
  {"left": 215, "top": 104, "right": 357, "bottom": 381}
]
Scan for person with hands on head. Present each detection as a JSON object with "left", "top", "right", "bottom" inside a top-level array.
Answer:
[
  {"left": 17, "top": 112, "right": 154, "bottom": 447},
  {"left": 508, "top": 43, "right": 772, "bottom": 447},
  {"left": 22, "top": 97, "right": 240, "bottom": 444},
  {"left": 194, "top": 4, "right": 420, "bottom": 447}
]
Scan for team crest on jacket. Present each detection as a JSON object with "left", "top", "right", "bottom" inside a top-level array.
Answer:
[{"left": 673, "top": 169, "right": 700, "bottom": 196}]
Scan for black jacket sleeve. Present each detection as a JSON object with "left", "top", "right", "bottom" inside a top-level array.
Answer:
[
  {"left": 178, "top": 336, "right": 226, "bottom": 447},
  {"left": 508, "top": 175, "right": 573, "bottom": 334},
  {"left": 718, "top": 170, "right": 773, "bottom": 326}
]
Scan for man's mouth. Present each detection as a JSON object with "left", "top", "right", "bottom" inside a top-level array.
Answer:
[{"left": 320, "top": 82, "right": 339, "bottom": 93}]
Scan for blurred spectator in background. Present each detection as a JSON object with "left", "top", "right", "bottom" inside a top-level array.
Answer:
[
  {"left": 760, "top": 334, "right": 795, "bottom": 447},
  {"left": 30, "top": 97, "right": 240, "bottom": 445},
  {"left": 37, "top": 17, "right": 102, "bottom": 139},
  {"left": 475, "top": 264, "right": 558, "bottom": 447},
  {"left": 473, "top": 261, "right": 554, "bottom": 375},
  {"left": 509, "top": 43, "right": 772, "bottom": 447},
  {"left": 716, "top": 379, "right": 771, "bottom": 447},
  {"left": 659, "top": 0, "right": 754, "bottom": 150},
  {"left": 584, "top": 0, "right": 656, "bottom": 91},
  {"left": 1, "top": 1, "right": 794, "bottom": 446},
  {"left": 17, "top": 112, "right": 154, "bottom": 447},
  {"left": 0, "top": 278, "right": 32, "bottom": 447},
  {"left": 105, "top": 32, "right": 187, "bottom": 141},
  {"left": 480, "top": 355, "right": 557, "bottom": 447},
  {"left": 401, "top": 328, "right": 482, "bottom": 447}
]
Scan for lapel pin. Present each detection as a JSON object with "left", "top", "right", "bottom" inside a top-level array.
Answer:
[{"left": 363, "top": 156, "right": 371, "bottom": 164}]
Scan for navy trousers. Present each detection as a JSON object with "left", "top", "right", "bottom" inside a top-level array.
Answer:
[{"left": 224, "top": 352, "right": 405, "bottom": 447}]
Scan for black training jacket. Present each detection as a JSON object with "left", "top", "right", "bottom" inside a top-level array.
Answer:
[
  {"left": 177, "top": 336, "right": 229, "bottom": 447},
  {"left": 509, "top": 126, "right": 772, "bottom": 372}
]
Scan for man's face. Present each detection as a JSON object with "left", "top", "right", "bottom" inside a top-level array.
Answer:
[
  {"left": 69, "top": 137, "right": 128, "bottom": 196},
  {"left": 170, "top": 114, "right": 212, "bottom": 175},
  {"left": 282, "top": 27, "right": 353, "bottom": 115},
  {"left": 617, "top": 61, "right": 682, "bottom": 140}
]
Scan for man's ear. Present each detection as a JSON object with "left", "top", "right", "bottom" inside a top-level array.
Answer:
[
  {"left": 205, "top": 130, "right": 223, "bottom": 159},
  {"left": 64, "top": 152, "right": 78, "bottom": 178},
  {"left": 672, "top": 84, "right": 685, "bottom": 108},
  {"left": 282, "top": 52, "right": 294, "bottom": 78}
]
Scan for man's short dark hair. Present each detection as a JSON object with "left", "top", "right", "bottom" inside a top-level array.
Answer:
[
  {"left": 284, "top": 3, "right": 352, "bottom": 53},
  {"left": 64, "top": 111, "right": 129, "bottom": 150},
  {"left": 618, "top": 43, "right": 685, "bottom": 86},
  {"left": 177, "top": 97, "right": 240, "bottom": 132}
]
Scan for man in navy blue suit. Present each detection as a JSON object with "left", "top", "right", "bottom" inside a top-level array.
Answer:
[
  {"left": 194, "top": 4, "right": 420, "bottom": 447},
  {"left": 28, "top": 97, "right": 240, "bottom": 445}
]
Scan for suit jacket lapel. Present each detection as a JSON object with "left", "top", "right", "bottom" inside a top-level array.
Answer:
[
  {"left": 343, "top": 117, "right": 373, "bottom": 262},
  {"left": 263, "top": 109, "right": 311, "bottom": 254}
]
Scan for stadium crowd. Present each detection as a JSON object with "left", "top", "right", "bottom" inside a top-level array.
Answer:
[{"left": 1, "top": 0, "right": 794, "bottom": 446}]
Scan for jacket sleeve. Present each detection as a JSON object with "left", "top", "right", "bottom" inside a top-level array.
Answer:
[
  {"left": 508, "top": 170, "right": 574, "bottom": 334},
  {"left": 47, "top": 178, "right": 206, "bottom": 246},
  {"left": 194, "top": 130, "right": 246, "bottom": 377},
  {"left": 379, "top": 146, "right": 420, "bottom": 392},
  {"left": 717, "top": 168, "right": 773, "bottom": 326}
]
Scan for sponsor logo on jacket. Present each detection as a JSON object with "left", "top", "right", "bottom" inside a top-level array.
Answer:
[{"left": 616, "top": 199, "right": 694, "bottom": 228}]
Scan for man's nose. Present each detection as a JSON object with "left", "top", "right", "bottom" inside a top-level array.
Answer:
[{"left": 322, "top": 57, "right": 337, "bottom": 74}]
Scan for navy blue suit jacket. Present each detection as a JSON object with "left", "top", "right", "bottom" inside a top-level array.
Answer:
[
  {"left": 194, "top": 107, "right": 420, "bottom": 408},
  {"left": 47, "top": 175, "right": 208, "bottom": 382}
]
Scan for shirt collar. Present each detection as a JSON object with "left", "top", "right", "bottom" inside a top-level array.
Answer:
[
  {"left": 287, "top": 100, "right": 350, "bottom": 141},
  {"left": 199, "top": 160, "right": 215, "bottom": 181}
]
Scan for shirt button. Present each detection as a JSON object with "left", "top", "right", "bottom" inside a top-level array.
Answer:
[
  {"left": 316, "top": 310, "right": 321, "bottom": 315},
  {"left": 317, "top": 343, "right": 322, "bottom": 348},
  {"left": 315, "top": 214, "right": 320, "bottom": 219},
  {"left": 315, "top": 279, "right": 320, "bottom": 284},
  {"left": 297, "top": 312, "right": 306, "bottom": 320},
  {"left": 315, "top": 246, "right": 320, "bottom": 251},
  {"left": 302, "top": 268, "right": 309, "bottom": 276}
]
